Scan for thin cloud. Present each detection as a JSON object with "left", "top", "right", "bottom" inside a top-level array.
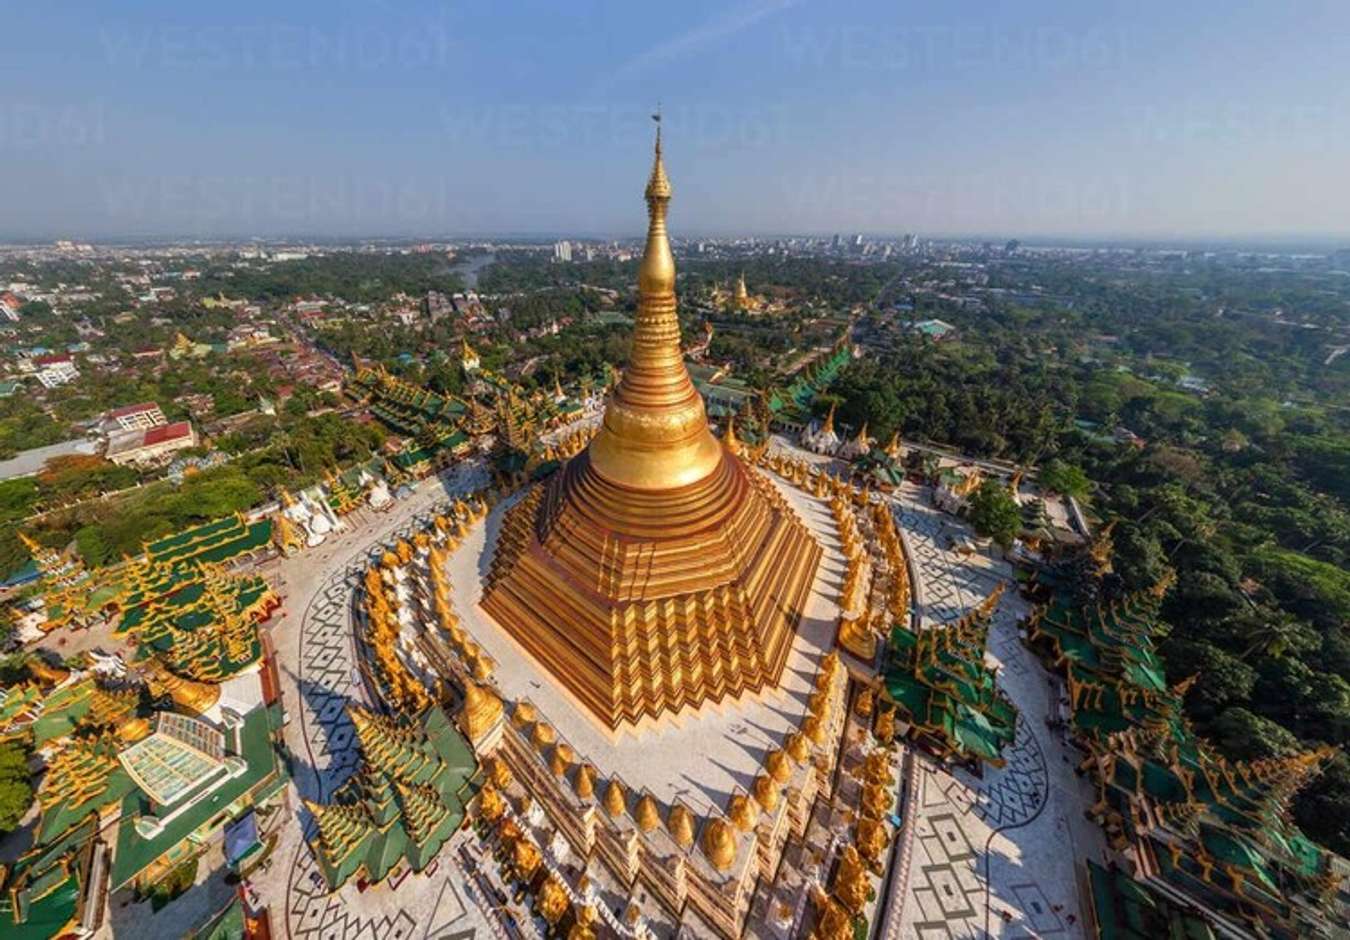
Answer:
[{"left": 602, "top": 0, "right": 802, "bottom": 89}]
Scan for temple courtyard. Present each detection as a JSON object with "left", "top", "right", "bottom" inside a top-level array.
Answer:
[{"left": 221, "top": 432, "right": 1102, "bottom": 940}]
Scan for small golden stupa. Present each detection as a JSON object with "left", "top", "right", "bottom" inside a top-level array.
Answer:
[{"left": 483, "top": 122, "right": 821, "bottom": 732}]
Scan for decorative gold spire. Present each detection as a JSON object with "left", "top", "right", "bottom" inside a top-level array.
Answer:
[
  {"left": 531, "top": 721, "right": 556, "bottom": 751},
  {"left": 480, "top": 118, "right": 823, "bottom": 733},
  {"left": 575, "top": 763, "right": 597, "bottom": 800},
  {"left": 461, "top": 680, "right": 503, "bottom": 742},
  {"left": 603, "top": 778, "right": 626, "bottom": 817},
  {"left": 667, "top": 804, "right": 695, "bottom": 847},
  {"left": 586, "top": 121, "right": 722, "bottom": 490},
  {"left": 702, "top": 817, "right": 736, "bottom": 870},
  {"left": 727, "top": 793, "right": 758, "bottom": 831},
  {"left": 511, "top": 700, "right": 537, "bottom": 729},
  {"left": 635, "top": 793, "right": 661, "bottom": 832},
  {"left": 549, "top": 743, "right": 574, "bottom": 777},
  {"left": 725, "top": 419, "right": 742, "bottom": 456},
  {"left": 752, "top": 772, "right": 780, "bottom": 811},
  {"left": 765, "top": 747, "right": 791, "bottom": 782},
  {"left": 487, "top": 755, "right": 513, "bottom": 788}
]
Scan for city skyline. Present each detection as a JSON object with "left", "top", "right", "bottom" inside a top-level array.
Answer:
[{"left": 3, "top": 0, "right": 1349, "bottom": 241}]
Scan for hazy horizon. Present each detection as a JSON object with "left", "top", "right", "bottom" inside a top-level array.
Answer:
[{"left": 4, "top": 1, "right": 1349, "bottom": 242}]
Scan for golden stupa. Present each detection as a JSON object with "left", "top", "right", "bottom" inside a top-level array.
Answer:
[{"left": 484, "top": 124, "right": 821, "bottom": 732}]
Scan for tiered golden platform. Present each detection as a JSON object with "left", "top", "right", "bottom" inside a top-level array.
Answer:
[{"left": 483, "top": 128, "right": 821, "bottom": 733}]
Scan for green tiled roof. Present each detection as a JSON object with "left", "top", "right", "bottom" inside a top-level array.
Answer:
[
  {"left": 111, "top": 704, "right": 284, "bottom": 890},
  {"left": 308, "top": 705, "right": 478, "bottom": 889},
  {"left": 883, "top": 611, "right": 1017, "bottom": 765}
]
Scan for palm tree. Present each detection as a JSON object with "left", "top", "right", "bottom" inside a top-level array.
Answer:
[{"left": 1238, "top": 610, "right": 1308, "bottom": 662}]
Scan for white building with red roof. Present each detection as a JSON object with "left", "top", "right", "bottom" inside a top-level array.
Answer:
[{"left": 105, "top": 420, "right": 197, "bottom": 467}]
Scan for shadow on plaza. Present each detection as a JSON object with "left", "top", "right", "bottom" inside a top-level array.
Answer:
[
  {"left": 476, "top": 496, "right": 509, "bottom": 580},
  {"left": 283, "top": 666, "right": 359, "bottom": 805}
]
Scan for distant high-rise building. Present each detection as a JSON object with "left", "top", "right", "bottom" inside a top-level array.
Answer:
[{"left": 553, "top": 240, "right": 572, "bottom": 262}]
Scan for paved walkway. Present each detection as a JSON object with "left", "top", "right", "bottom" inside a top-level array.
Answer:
[
  {"left": 886, "top": 482, "right": 1103, "bottom": 940},
  {"left": 239, "top": 464, "right": 499, "bottom": 940},
  {"left": 765, "top": 438, "right": 1102, "bottom": 940}
]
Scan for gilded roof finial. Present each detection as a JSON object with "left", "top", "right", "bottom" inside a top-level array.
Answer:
[{"left": 645, "top": 106, "right": 671, "bottom": 203}]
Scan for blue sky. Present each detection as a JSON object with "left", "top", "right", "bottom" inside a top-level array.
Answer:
[{"left": 2, "top": 0, "right": 1347, "bottom": 240}]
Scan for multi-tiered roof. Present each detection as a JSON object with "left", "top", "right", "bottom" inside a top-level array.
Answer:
[
  {"left": 882, "top": 586, "right": 1017, "bottom": 765},
  {"left": 304, "top": 704, "right": 477, "bottom": 888},
  {"left": 1025, "top": 564, "right": 1346, "bottom": 938}
]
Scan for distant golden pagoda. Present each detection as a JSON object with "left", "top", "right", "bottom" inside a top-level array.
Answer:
[{"left": 484, "top": 124, "right": 821, "bottom": 732}]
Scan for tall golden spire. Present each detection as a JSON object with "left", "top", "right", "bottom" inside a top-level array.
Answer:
[
  {"left": 481, "top": 119, "right": 823, "bottom": 732},
  {"left": 587, "top": 119, "right": 722, "bottom": 490}
]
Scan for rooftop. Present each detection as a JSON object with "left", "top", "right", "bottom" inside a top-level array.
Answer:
[
  {"left": 118, "top": 712, "right": 227, "bottom": 806},
  {"left": 111, "top": 702, "right": 284, "bottom": 889},
  {"left": 105, "top": 401, "right": 161, "bottom": 418}
]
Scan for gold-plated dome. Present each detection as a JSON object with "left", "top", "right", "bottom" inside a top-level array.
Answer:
[
  {"left": 635, "top": 793, "right": 661, "bottom": 832},
  {"left": 786, "top": 732, "right": 810, "bottom": 763},
  {"left": 802, "top": 714, "right": 825, "bottom": 745},
  {"left": 727, "top": 794, "right": 758, "bottom": 832},
  {"left": 668, "top": 804, "right": 695, "bottom": 848},
  {"left": 702, "top": 817, "right": 736, "bottom": 871},
  {"left": 765, "top": 748, "right": 791, "bottom": 783}
]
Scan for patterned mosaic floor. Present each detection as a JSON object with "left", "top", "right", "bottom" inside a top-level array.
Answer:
[
  {"left": 878, "top": 484, "right": 1103, "bottom": 940},
  {"left": 272, "top": 480, "right": 498, "bottom": 940}
]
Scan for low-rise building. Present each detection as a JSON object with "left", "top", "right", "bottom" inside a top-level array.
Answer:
[
  {"left": 33, "top": 353, "right": 80, "bottom": 388},
  {"left": 101, "top": 401, "right": 166, "bottom": 434},
  {"left": 105, "top": 421, "right": 197, "bottom": 466},
  {"left": 0, "top": 291, "right": 22, "bottom": 321}
]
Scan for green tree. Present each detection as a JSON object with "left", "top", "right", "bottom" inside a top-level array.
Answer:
[
  {"left": 966, "top": 479, "right": 1021, "bottom": 549},
  {"left": 1210, "top": 707, "right": 1301, "bottom": 761},
  {"left": 1039, "top": 460, "right": 1091, "bottom": 500},
  {"left": 0, "top": 739, "right": 34, "bottom": 833}
]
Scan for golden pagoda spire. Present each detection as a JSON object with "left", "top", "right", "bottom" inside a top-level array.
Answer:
[
  {"left": 586, "top": 118, "right": 722, "bottom": 489},
  {"left": 574, "top": 762, "right": 597, "bottom": 799},
  {"left": 724, "top": 418, "right": 742, "bottom": 456},
  {"left": 461, "top": 680, "right": 503, "bottom": 742},
  {"left": 702, "top": 816, "right": 736, "bottom": 870},
  {"left": 822, "top": 401, "right": 836, "bottom": 435},
  {"left": 885, "top": 431, "right": 902, "bottom": 460}
]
